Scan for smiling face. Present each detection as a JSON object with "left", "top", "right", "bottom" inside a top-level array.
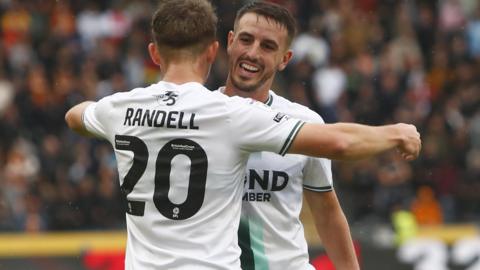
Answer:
[{"left": 226, "top": 13, "right": 292, "bottom": 95}]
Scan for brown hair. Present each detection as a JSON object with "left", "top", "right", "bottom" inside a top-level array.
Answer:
[
  {"left": 234, "top": 1, "right": 297, "bottom": 46},
  {"left": 151, "top": 0, "right": 217, "bottom": 58}
]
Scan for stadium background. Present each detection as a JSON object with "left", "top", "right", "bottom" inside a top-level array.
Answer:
[{"left": 0, "top": 0, "right": 479, "bottom": 269}]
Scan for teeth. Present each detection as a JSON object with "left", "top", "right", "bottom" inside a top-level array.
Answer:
[{"left": 240, "top": 63, "right": 259, "bottom": 72}]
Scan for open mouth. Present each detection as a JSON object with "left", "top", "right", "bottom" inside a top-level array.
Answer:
[
  {"left": 239, "top": 62, "right": 260, "bottom": 73},
  {"left": 235, "top": 57, "right": 263, "bottom": 81}
]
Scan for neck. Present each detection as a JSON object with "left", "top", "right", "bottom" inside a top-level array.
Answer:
[
  {"left": 223, "top": 79, "right": 270, "bottom": 103},
  {"left": 161, "top": 60, "right": 206, "bottom": 85}
]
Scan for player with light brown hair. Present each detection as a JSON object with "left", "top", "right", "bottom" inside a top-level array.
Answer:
[{"left": 65, "top": 0, "right": 420, "bottom": 268}]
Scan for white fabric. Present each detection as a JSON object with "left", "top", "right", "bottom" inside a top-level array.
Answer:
[
  {"left": 82, "top": 81, "right": 304, "bottom": 269},
  {"left": 218, "top": 88, "right": 333, "bottom": 270}
]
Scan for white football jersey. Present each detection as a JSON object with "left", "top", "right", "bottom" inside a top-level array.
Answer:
[
  {"left": 82, "top": 81, "right": 305, "bottom": 270},
  {"left": 218, "top": 88, "right": 333, "bottom": 270}
]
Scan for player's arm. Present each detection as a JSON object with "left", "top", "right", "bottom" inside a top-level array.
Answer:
[
  {"left": 304, "top": 190, "right": 360, "bottom": 270},
  {"left": 288, "top": 123, "right": 421, "bottom": 161},
  {"left": 65, "top": 101, "right": 96, "bottom": 137}
]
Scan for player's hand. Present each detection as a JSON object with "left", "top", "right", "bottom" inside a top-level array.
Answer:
[{"left": 396, "top": 123, "right": 421, "bottom": 161}]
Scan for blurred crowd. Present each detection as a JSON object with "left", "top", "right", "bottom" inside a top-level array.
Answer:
[{"left": 0, "top": 0, "right": 479, "bottom": 232}]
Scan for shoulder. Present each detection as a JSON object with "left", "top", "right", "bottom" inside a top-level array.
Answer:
[
  {"left": 230, "top": 96, "right": 274, "bottom": 114},
  {"left": 213, "top": 87, "right": 273, "bottom": 112},
  {"left": 211, "top": 87, "right": 245, "bottom": 105},
  {"left": 270, "top": 91, "right": 324, "bottom": 123},
  {"left": 206, "top": 87, "right": 230, "bottom": 101},
  {"left": 98, "top": 86, "right": 146, "bottom": 103},
  {"left": 182, "top": 83, "right": 228, "bottom": 101}
]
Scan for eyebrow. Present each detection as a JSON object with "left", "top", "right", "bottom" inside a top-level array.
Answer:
[
  {"left": 237, "top": 32, "right": 280, "bottom": 49},
  {"left": 262, "top": 39, "right": 279, "bottom": 49},
  {"left": 238, "top": 32, "right": 253, "bottom": 38}
]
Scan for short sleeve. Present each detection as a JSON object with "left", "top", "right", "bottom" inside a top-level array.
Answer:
[
  {"left": 82, "top": 97, "right": 112, "bottom": 139},
  {"left": 303, "top": 157, "right": 333, "bottom": 192},
  {"left": 300, "top": 110, "right": 333, "bottom": 192},
  {"left": 227, "top": 97, "right": 304, "bottom": 156}
]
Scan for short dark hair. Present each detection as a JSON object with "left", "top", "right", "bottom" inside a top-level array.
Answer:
[
  {"left": 234, "top": 1, "right": 297, "bottom": 46},
  {"left": 151, "top": 0, "right": 217, "bottom": 56}
]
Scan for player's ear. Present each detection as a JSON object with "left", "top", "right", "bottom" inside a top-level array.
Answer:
[
  {"left": 227, "top": 31, "right": 234, "bottom": 48},
  {"left": 227, "top": 30, "right": 235, "bottom": 53},
  {"left": 278, "top": 49, "right": 293, "bottom": 71},
  {"left": 148, "top": 42, "right": 161, "bottom": 66},
  {"left": 206, "top": 41, "right": 219, "bottom": 64}
]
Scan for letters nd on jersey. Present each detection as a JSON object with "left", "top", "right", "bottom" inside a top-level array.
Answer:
[{"left": 243, "top": 169, "right": 289, "bottom": 202}]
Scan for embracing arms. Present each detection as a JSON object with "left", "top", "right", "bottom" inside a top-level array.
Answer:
[
  {"left": 66, "top": 102, "right": 421, "bottom": 161},
  {"left": 64, "top": 101, "right": 95, "bottom": 137},
  {"left": 289, "top": 123, "right": 421, "bottom": 161}
]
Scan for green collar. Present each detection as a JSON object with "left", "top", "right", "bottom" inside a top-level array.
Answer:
[{"left": 264, "top": 94, "right": 273, "bottom": 106}]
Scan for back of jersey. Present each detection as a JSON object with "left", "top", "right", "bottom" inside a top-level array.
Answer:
[{"left": 82, "top": 81, "right": 304, "bottom": 269}]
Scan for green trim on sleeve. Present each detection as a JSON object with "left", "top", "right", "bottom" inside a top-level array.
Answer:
[
  {"left": 279, "top": 121, "right": 305, "bottom": 156},
  {"left": 303, "top": 184, "right": 333, "bottom": 192},
  {"left": 81, "top": 108, "right": 87, "bottom": 131}
]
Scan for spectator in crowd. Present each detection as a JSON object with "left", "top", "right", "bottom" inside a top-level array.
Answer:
[
  {"left": 411, "top": 185, "right": 443, "bottom": 225},
  {"left": 0, "top": 0, "right": 479, "bottom": 232}
]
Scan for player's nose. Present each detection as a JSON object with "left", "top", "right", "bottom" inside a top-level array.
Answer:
[{"left": 244, "top": 42, "right": 261, "bottom": 60}]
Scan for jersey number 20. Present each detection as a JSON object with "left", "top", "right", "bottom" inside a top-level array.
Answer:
[{"left": 115, "top": 135, "right": 208, "bottom": 220}]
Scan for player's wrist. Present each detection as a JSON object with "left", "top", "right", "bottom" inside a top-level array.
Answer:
[{"left": 386, "top": 124, "right": 406, "bottom": 148}]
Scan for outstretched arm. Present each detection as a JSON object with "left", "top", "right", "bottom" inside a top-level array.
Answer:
[
  {"left": 65, "top": 101, "right": 96, "bottom": 137},
  {"left": 289, "top": 123, "right": 421, "bottom": 161},
  {"left": 304, "top": 190, "right": 360, "bottom": 270}
]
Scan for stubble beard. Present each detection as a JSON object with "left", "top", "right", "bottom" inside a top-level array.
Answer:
[
  {"left": 231, "top": 76, "right": 260, "bottom": 93},
  {"left": 230, "top": 69, "right": 274, "bottom": 94}
]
